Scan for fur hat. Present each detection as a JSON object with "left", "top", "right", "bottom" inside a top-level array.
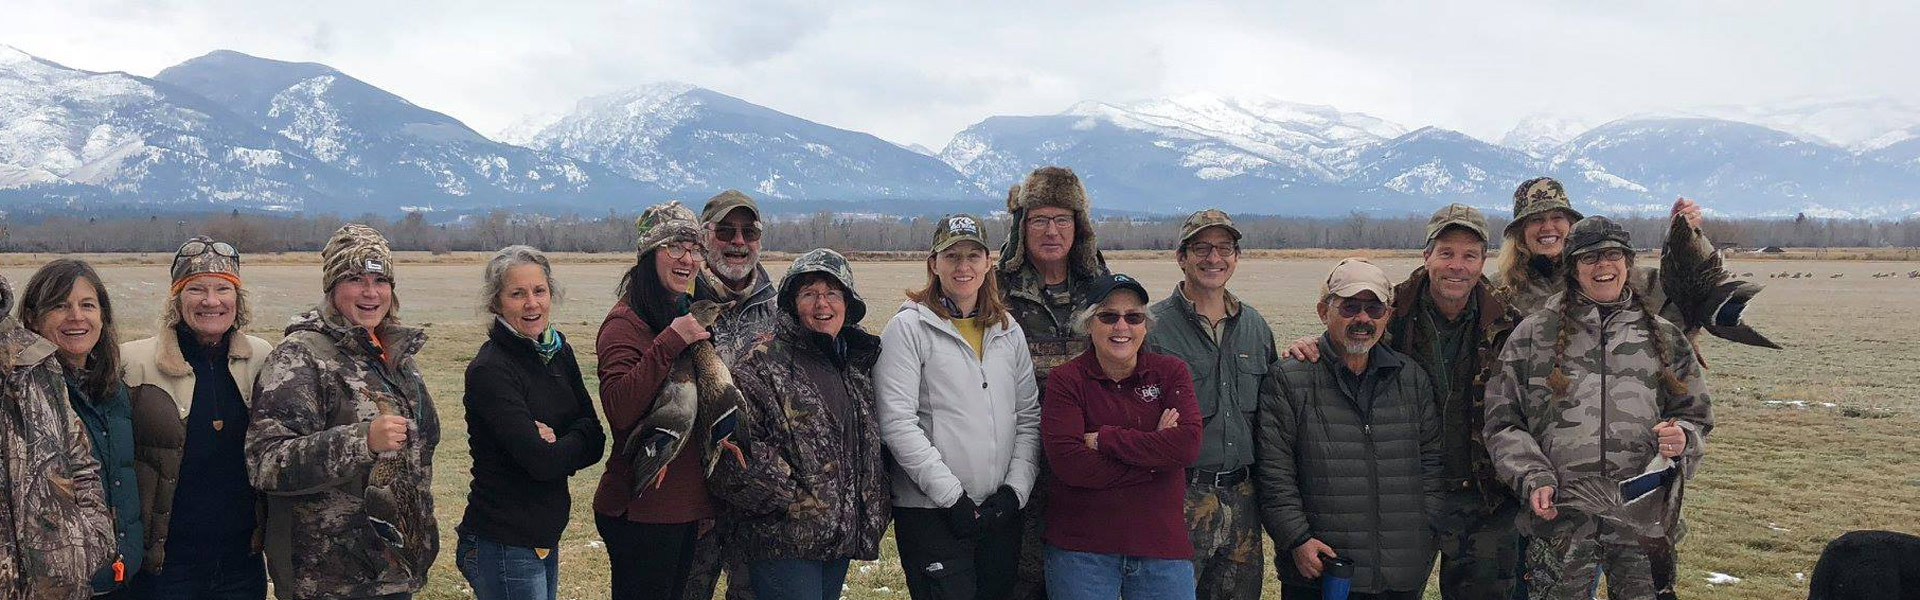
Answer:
[
  {"left": 635, "top": 201, "right": 703, "bottom": 258},
  {"left": 996, "top": 166, "right": 1103, "bottom": 277},
  {"left": 320, "top": 224, "right": 394, "bottom": 291}
]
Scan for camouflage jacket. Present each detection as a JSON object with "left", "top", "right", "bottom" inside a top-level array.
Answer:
[
  {"left": 246, "top": 306, "right": 440, "bottom": 599},
  {"left": 1383, "top": 269, "right": 1520, "bottom": 509},
  {"left": 0, "top": 313, "right": 116, "bottom": 600},
  {"left": 694, "top": 264, "right": 780, "bottom": 366},
  {"left": 709, "top": 313, "right": 890, "bottom": 563},
  {"left": 1481, "top": 293, "right": 1712, "bottom": 542},
  {"left": 999, "top": 264, "right": 1107, "bottom": 390}
]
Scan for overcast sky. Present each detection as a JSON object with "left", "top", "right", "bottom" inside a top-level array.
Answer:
[{"left": 7, "top": 0, "right": 1917, "bottom": 148}]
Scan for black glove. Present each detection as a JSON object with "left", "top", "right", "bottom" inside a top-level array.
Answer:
[
  {"left": 979, "top": 485, "right": 1020, "bottom": 524},
  {"left": 944, "top": 495, "right": 984, "bottom": 539}
]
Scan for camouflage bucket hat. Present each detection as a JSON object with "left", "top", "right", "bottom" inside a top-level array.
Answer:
[
  {"left": 931, "top": 213, "right": 988, "bottom": 253},
  {"left": 320, "top": 224, "right": 393, "bottom": 291},
  {"left": 700, "top": 190, "right": 761, "bottom": 226},
  {"left": 171, "top": 235, "right": 241, "bottom": 284},
  {"left": 1426, "top": 203, "right": 1489, "bottom": 244},
  {"left": 1563, "top": 216, "right": 1632, "bottom": 260},
  {"left": 635, "top": 201, "right": 703, "bottom": 257},
  {"left": 778, "top": 248, "right": 867, "bottom": 324},
  {"left": 1179, "top": 208, "right": 1241, "bottom": 243},
  {"left": 1506, "top": 177, "right": 1583, "bottom": 236}
]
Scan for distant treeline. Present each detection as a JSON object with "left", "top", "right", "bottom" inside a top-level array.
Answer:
[{"left": 4, "top": 209, "right": 1918, "bottom": 254}]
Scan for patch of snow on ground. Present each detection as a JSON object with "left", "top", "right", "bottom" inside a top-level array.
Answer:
[{"left": 1705, "top": 572, "right": 1742, "bottom": 585}]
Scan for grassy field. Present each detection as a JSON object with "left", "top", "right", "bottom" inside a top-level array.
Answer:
[{"left": 16, "top": 254, "right": 1917, "bottom": 600}]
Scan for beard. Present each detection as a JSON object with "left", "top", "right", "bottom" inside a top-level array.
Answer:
[
  {"left": 708, "top": 249, "right": 758, "bottom": 282},
  {"left": 1341, "top": 323, "right": 1376, "bottom": 356}
]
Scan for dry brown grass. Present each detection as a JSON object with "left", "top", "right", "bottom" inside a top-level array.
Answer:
[{"left": 14, "top": 254, "right": 1914, "bottom": 600}]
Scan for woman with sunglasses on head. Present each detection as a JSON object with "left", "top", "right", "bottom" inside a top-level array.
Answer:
[
  {"left": 1039, "top": 273, "right": 1202, "bottom": 600},
  {"left": 874, "top": 215, "right": 1041, "bottom": 600},
  {"left": 121, "top": 237, "right": 274, "bottom": 599},
  {"left": 1483, "top": 217, "right": 1712, "bottom": 600},
  {"left": 592, "top": 202, "right": 727, "bottom": 600},
  {"left": 19, "top": 259, "right": 142, "bottom": 599}
]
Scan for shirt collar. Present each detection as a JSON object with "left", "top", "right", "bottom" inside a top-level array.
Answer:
[{"left": 1175, "top": 282, "right": 1241, "bottom": 318}]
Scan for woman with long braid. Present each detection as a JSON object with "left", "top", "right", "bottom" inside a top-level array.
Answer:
[{"left": 1481, "top": 216, "right": 1714, "bottom": 600}]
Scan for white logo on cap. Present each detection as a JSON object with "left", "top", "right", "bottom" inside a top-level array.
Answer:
[
  {"left": 948, "top": 216, "right": 979, "bottom": 235},
  {"left": 364, "top": 260, "right": 386, "bottom": 273}
]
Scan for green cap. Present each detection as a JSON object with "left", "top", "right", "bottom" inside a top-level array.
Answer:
[
  {"left": 1507, "top": 177, "right": 1583, "bottom": 235},
  {"left": 1178, "top": 208, "right": 1242, "bottom": 243},
  {"left": 1425, "top": 203, "right": 1489, "bottom": 244},
  {"left": 931, "top": 213, "right": 988, "bottom": 253},
  {"left": 700, "top": 190, "right": 761, "bottom": 225}
]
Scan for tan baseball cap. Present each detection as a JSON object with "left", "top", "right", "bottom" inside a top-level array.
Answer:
[
  {"left": 1425, "top": 203, "right": 1489, "bottom": 244},
  {"left": 1178, "top": 208, "right": 1242, "bottom": 243},
  {"left": 1320, "top": 257, "right": 1393, "bottom": 303},
  {"left": 931, "top": 213, "right": 988, "bottom": 253}
]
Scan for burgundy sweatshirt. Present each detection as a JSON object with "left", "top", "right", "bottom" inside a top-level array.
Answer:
[
  {"left": 1041, "top": 350, "right": 1202, "bottom": 559},
  {"left": 592, "top": 299, "right": 716, "bottom": 523}
]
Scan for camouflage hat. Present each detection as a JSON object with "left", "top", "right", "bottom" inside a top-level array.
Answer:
[
  {"left": 1320, "top": 257, "right": 1393, "bottom": 303},
  {"left": 635, "top": 201, "right": 703, "bottom": 257},
  {"left": 1425, "top": 203, "right": 1489, "bottom": 244},
  {"left": 1178, "top": 208, "right": 1242, "bottom": 244},
  {"left": 1563, "top": 216, "right": 1632, "bottom": 260},
  {"left": 778, "top": 248, "right": 867, "bottom": 324},
  {"left": 171, "top": 235, "right": 241, "bottom": 284},
  {"left": 1506, "top": 177, "right": 1583, "bottom": 235},
  {"left": 931, "top": 213, "right": 988, "bottom": 253},
  {"left": 700, "top": 190, "right": 760, "bottom": 225},
  {"left": 320, "top": 224, "right": 393, "bottom": 291}
]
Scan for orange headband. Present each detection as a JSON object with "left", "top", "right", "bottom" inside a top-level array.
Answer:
[{"left": 171, "top": 272, "right": 243, "bottom": 297}]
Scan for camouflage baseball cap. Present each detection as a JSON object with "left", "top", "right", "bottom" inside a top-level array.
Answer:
[
  {"left": 635, "top": 201, "right": 703, "bottom": 257},
  {"left": 320, "top": 224, "right": 393, "bottom": 290},
  {"left": 171, "top": 235, "right": 240, "bottom": 284},
  {"left": 1425, "top": 203, "right": 1489, "bottom": 244},
  {"left": 1507, "top": 177, "right": 1583, "bottom": 235},
  {"left": 1563, "top": 216, "right": 1632, "bottom": 260},
  {"left": 778, "top": 248, "right": 867, "bottom": 324},
  {"left": 700, "top": 190, "right": 760, "bottom": 225},
  {"left": 931, "top": 213, "right": 988, "bottom": 253},
  {"left": 1178, "top": 208, "right": 1242, "bottom": 244},
  {"left": 1321, "top": 257, "right": 1393, "bottom": 303}
]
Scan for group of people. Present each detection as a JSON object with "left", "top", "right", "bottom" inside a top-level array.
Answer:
[{"left": 0, "top": 167, "right": 1771, "bottom": 600}]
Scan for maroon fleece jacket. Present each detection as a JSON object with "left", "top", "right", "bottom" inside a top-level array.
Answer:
[{"left": 1041, "top": 350, "right": 1202, "bottom": 559}]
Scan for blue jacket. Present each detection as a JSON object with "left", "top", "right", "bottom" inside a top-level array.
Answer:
[{"left": 69, "top": 376, "right": 143, "bottom": 593}]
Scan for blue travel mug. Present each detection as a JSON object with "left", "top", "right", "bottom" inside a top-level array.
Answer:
[{"left": 1321, "top": 557, "right": 1354, "bottom": 600}]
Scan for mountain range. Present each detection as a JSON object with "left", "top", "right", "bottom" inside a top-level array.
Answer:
[{"left": 4, "top": 45, "right": 1918, "bottom": 219}]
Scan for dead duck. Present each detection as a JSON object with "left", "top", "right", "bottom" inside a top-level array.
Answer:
[{"left": 623, "top": 299, "right": 749, "bottom": 495}]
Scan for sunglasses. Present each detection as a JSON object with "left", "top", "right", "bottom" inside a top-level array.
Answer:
[
  {"left": 1335, "top": 298, "right": 1387, "bottom": 319},
  {"left": 176, "top": 240, "right": 240, "bottom": 262},
  {"left": 709, "top": 224, "right": 762, "bottom": 243},
  {"left": 1094, "top": 311, "right": 1148, "bottom": 325}
]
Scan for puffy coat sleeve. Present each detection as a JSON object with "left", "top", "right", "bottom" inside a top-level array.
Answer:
[
  {"left": 245, "top": 340, "right": 376, "bottom": 495},
  {"left": 873, "top": 313, "right": 966, "bottom": 507},
  {"left": 57, "top": 376, "right": 119, "bottom": 577},
  {"left": 1481, "top": 322, "right": 1557, "bottom": 498},
  {"left": 1005, "top": 324, "right": 1043, "bottom": 505},
  {"left": 708, "top": 355, "right": 802, "bottom": 517},
  {"left": 1254, "top": 365, "right": 1313, "bottom": 550}
]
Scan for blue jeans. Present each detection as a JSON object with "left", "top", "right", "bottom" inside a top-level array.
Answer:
[
  {"left": 1044, "top": 545, "right": 1196, "bottom": 600},
  {"left": 457, "top": 531, "right": 560, "bottom": 600},
  {"left": 749, "top": 558, "right": 851, "bottom": 600},
  {"left": 129, "top": 552, "right": 267, "bottom": 600}
]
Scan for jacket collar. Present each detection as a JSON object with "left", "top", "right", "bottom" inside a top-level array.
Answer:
[
  {"left": 774, "top": 311, "right": 881, "bottom": 370},
  {"left": 695, "top": 263, "right": 776, "bottom": 308},
  {"left": 1171, "top": 282, "right": 1241, "bottom": 320},
  {"left": 288, "top": 303, "right": 426, "bottom": 366},
  {"left": 0, "top": 316, "right": 55, "bottom": 369},
  {"left": 901, "top": 300, "right": 1012, "bottom": 340},
  {"left": 1392, "top": 266, "right": 1512, "bottom": 333},
  {"left": 154, "top": 321, "right": 254, "bottom": 378}
]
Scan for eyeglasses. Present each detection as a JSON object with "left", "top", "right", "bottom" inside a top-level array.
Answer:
[
  {"left": 1094, "top": 311, "right": 1147, "bottom": 325},
  {"left": 709, "top": 224, "right": 762, "bottom": 243},
  {"left": 658, "top": 242, "right": 707, "bottom": 261},
  {"left": 1335, "top": 298, "right": 1387, "bottom": 319},
  {"left": 1025, "top": 215, "right": 1075, "bottom": 231},
  {"left": 1576, "top": 248, "right": 1629, "bottom": 266},
  {"left": 798, "top": 289, "right": 845, "bottom": 305},
  {"left": 176, "top": 240, "right": 240, "bottom": 262},
  {"left": 1183, "top": 242, "right": 1238, "bottom": 258}
]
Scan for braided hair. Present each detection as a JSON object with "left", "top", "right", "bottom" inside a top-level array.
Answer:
[{"left": 1547, "top": 255, "right": 1688, "bottom": 400}]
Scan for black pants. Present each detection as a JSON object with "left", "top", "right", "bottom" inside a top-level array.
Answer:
[
  {"left": 894, "top": 506, "right": 1022, "bottom": 600},
  {"left": 1280, "top": 583, "right": 1423, "bottom": 600},
  {"left": 596, "top": 513, "right": 701, "bottom": 600},
  {"left": 128, "top": 552, "right": 268, "bottom": 600}
]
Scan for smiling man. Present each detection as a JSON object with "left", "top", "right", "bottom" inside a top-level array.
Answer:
[
  {"left": 1145, "top": 209, "right": 1277, "bottom": 600},
  {"left": 696, "top": 190, "right": 781, "bottom": 365}
]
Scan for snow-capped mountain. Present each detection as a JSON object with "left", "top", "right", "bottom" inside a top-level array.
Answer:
[
  {"left": 1347, "top": 127, "right": 1542, "bottom": 203},
  {"left": 1678, "top": 97, "right": 1920, "bottom": 152},
  {"left": 517, "top": 83, "right": 983, "bottom": 201},
  {"left": 1499, "top": 115, "right": 1592, "bottom": 158},
  {"left": 0, "top": 45, "right": 359, "bottom": 212},
  {"left": 154, "top": 50, "right": 657, "bottom": 211}
]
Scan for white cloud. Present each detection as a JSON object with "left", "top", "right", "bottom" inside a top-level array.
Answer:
[{"left": 5, "top": 0, "right": 1917, "bottom": 148}]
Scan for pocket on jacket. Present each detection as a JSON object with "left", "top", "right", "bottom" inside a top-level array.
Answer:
[{"left": 1234, "top": 353, "right": 1268, "bottom": 414}]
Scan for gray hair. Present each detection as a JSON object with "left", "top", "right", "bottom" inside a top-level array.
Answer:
[
  {"left": 482, "top": 245, "right": 563, "bottom": 315},
  {"left": 1070, "top": 298, "right": 1156, "bottom": 337}
]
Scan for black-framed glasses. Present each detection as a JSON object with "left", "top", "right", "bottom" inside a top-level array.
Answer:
[
  {"left": 1025, "top": 215, "right": 1075, "bottom": 231},
  {"left": 709, "top": 224, "right": 762, "bottom": 243},
  {"left": 1577, "top": 248, "right": 1629, "bottom": 266},
  {"left": 658, "top": 242, "right": 708, "bottom": 261},
  {"left": 1183, "top": 241, "right": 1238, "bottom": 258},
  {"left": 176, "top": 240, "right": 239, "bottom": 262},
  {"left": 1094, "top": 311, "right": 1147, "bottom": 325},
  {"left": 1335, "top": 299, "right": 1387, "bottom": 319}
]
